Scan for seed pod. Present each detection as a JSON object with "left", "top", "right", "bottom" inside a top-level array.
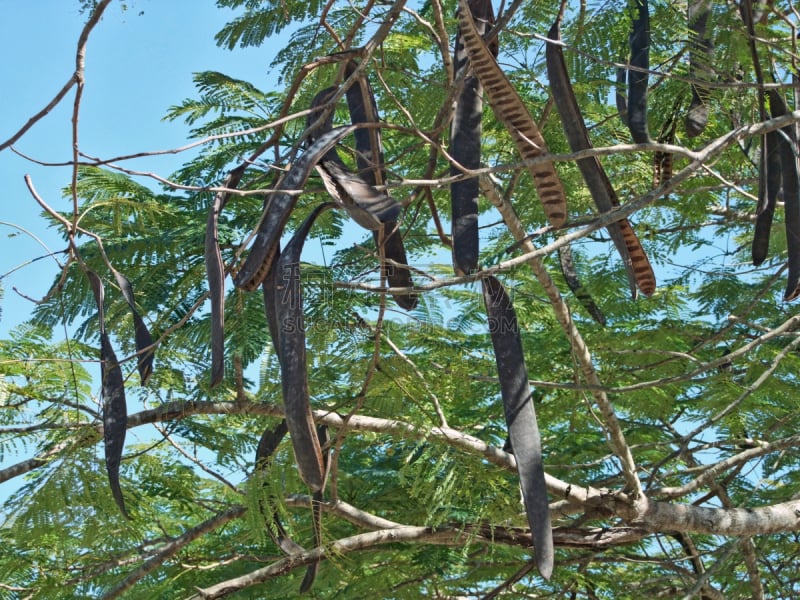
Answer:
[
  {"left": 274, "top": 202, "right": 336, "bottom": 493},
  {"left": 766, "top": 90, "right": 800, "bottom": 300},
  {"left": 685, "top": 0, "right": 714, "bottom": 137},
  {"left": 751, "top": 127, "right": 782, "bottom": 266},
  {"left": 307, "top": 84, "right": 417, "bottom": 309},
  {"left": 482, "top": 275, "right": 553, "bottom": 579},
  {"left": 450, "top": 0, "right": 496, "bottom": 276},
  {"left": 87, "top": 269, "right": 129, "bottom": 518},
  {"left": 111, "top": 269, "right": 154, "bottom": 385},
  {"left": 456, "top": 0, "right": 567, "bottom": 228},
  {"left": 628, "top": 0, "right": 652, "bottom": 144},
  {"left": 234, "top": 125, "right": 359, "bottom": 292},
  {"left": 546, "top": 19, "right": 656, "bottom": 298}
]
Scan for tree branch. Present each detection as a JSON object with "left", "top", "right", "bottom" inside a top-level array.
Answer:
[{"left": 102, "top": 506, "right": 247, "bottom": 600}]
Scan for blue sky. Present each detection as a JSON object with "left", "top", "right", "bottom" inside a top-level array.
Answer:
[{"left": 0, "top": 0, "right": 288, "bottom": 335}]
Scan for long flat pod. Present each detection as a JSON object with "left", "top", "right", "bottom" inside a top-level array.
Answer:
[
  {"left": 741, "top": 0, "right": 778, "bottom": 270},
  {"left": 481, "top": 275, "right": 553, "bottom": 579},
  {"left": 456, "top": 0, "right": 567, "bottom": 228},
  {"left": 752, "top": 126, "right": 782, "bottom": 265},
  {"left": 305, "top": 88, "right": 400, "bottom": 223},
  {"left": 450, "top": 0, "right": 496, "bottom": 276},
  {"left": 206, "top": 194, "right": 226, "bottom": 387},
  {"left": 307, "top": 86, "right": 417, "bottom": 309},
  {"left": 307, "top": 88, "right": 401, "bottom": 227},
  {"left": 344, "top": 63, "right": 418, "bottom": 310},
  {"left": 87, "top": 269, "right": 129, "bottom": 518},
  {"left": 261, "top": 247, "right": 283, "bottom": 359},
  {"left": 260, "top": 254, "right": 312, "bottom": 565},
  {"left": 274, "top": 202, "right": 336, "bottom": 493},
  {"left": 545, "top": 19, "right": 656, "bottom": 298},
  {"left": 205, "top": 211, "right": 227, "bottom": 387},
  {"left": 628, "top": 0, "right": 651, "bottom": 144},
  {"left": 766, "top": 90, "right": 800, "bottom": 300},
  {"left": 344, "top": 60, "right": 385, "bottom": 184},
  {"left": 234, "top": 125, "right": 359, "bottom": 292},
  {"left": 110, "top": 269, "right": 154, "bottom": 385},
  {"left": 206, "top": 166, "right": 246, "bottom": 387},
  {"left": 685, "top": 0, "right": 713, "bottom": 137}
]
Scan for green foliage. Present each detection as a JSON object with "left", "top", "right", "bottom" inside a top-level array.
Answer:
[
  {"left": 5, "top": 0, "right": 800, "bottom": 598},
  {"left": 215, "top": 0, "right": 329, "bottom": 49}
]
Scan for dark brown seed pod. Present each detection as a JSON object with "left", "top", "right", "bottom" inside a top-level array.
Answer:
[
  {"left": 274, "top": 202, "right": 337, "bottom": 494},
  {"left": 234, "top": 125, "right": 359, "bottom": 292},
  {"left": 87, "top": 269, "right": 129, "bottom": 518},
  {"left": 766, "top": 91, "right": 800, "bottom": 300},
  {"left": 205, "top": 166, "right": 245, "bottom": 387},
  {"left": 685, "top": 0, "right": 713, "bottom": 137},
  {"left": 545, "top": 19, "right": 656, "bottom": 298},
  {"left": 450, "top": 0, "right": 496, "bottom": 276},
  {"left": 111, "top": 269, "right": 154, "bottom": 385},
  {"left": 482, "top": 275, "right": 553, "bottom": 579},
  {"left": 752, "top": 127, "right": 782, "bottom": 266},
  {"left": 310, "top": 82, "right": 418, "bottom": 309},
  {"left": 628, "top": 0, "right": 652, "bottom": 144}
]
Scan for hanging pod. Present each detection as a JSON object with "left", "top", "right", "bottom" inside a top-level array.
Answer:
[
  {"left": 766, "top": 90, "right": 800, "bottom": 300},
  {"left": 546, "top": 17, "right": 656, "bottom": 299},
  {"left": 456, "top": 0, "right": 567, "bottom": 228},
  {"left": 482, "top": 275, "right": 553, "bottom": 579},
  {"left": 449, "top": 0, "right": 496, "bottom": 276},
  {"left": 86, "top": 269, "right": 129, "bottom": 518},
  {"left": 214, "top": 124, "right": 359, "bottom": 389},
  {"left": 110, "top": 269, "right": 154, "bottom": 385},
  {"left": 271, "top": 202, "right": 336, "bottom": 591},
  {"left": 273, "top": 202, "right": 336, "bottom": 494},
  {"left": 685, "top": 0, "right": 714, "bottom": 136},
  {"left": 234, "top": 125, "right": 360, "bottom": 293},
  {"left": 307, "top": 82, "right": 417, "bottom": 309},
  {"left": 627, "top": 0, "right": 652, "bottom": 144},
  {"left": 344, "top": 60, "right": 417, "bottom": 310},
  {"left": 206, "top": 164, "right": 248, "bottom": 387},
  {"left": 751, "top": 124, "right": 782, "bottom": 266}
]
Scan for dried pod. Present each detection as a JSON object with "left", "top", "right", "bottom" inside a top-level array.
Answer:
[
  {"left": 87, "top": 269, "right": 129, "bottom": 518},
  {"left": 450, "top": 0, "right": 496, "bottom": 276},
  {"left": 628, "top": 0, "right": 652, "bottom": 144},
  {"left": 456, "top": 0, "right": 567, "bottom": 227},
  {"left": 546, "top": 19, "right": 655, "bottom": 298},
  {"left": 482, "top": 275, "right": 553, "bottom": 579}
]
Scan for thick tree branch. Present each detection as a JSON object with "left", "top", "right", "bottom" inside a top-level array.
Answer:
[{"left": 185, "top": 522, "right": 650, "bottom": 599}]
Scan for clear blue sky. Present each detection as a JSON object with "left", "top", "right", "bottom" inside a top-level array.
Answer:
[{"left": 0, "top": 0, "right": 287, "bottom": 335}]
